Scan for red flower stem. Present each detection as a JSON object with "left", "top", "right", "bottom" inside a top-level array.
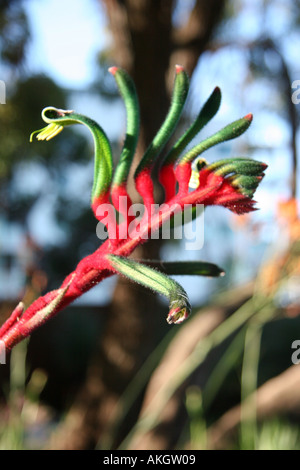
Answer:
[
  {"left": 175, "top": 162, "right": 192, "bottom": 196},
  {"left": 111, "top": 183, "right": 136, "bottom": 238},
  {"left": 158, "top": 164, "right": 177, "bottom": 201},
  {"left": 0, "top": 169, "right": 253, "bottom": 349},
  {"left": 135, "top": 170, "right": 155, "bottom": 211}
]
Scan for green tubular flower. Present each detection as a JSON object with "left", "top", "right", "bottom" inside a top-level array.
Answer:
[
  {"left": 228, "top": 174, "right": 262, "bottom": 198},
  {"left": 134, "top": 65, "right": 189, "bottom": 179},
  {"left": 208, "top": 157, "right": 266, "bottom": 176},
  {"left": 30, "top": 107, "right": 113, "bottom": 203},
  {"left": 30, "top": 107, "right": 75, "bottom": 142},
  {"left": 205, "top": 157, "right": 267, "bottom": 199},
  {"left": 162, "top": 86, "right": 221, "bottom": 169},
  {"left": 106, "top": 254, "right": 191, "bottom": 325},
  {"left": 109, "top": 66, "right": 140, "bottom": 190},
  {"left": 177, "top": 113, "right": 253, "bottom": 167}
]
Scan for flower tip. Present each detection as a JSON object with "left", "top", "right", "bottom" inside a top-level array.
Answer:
[
  {"left": 167, "top": 296, "right": 191, "bottom": 324},
  {"left": 16, "top": 301, "right": 25, "bottom": 312},
  {"left": 42, "top": 107, "right": 73, "bottom": 122},
  {"left": 13, "top": 302, "right": 24, "bottom": 321},
  {"left": 167, "top": 306, "right": 190, "bottom": 325},
  {"left": 108, "top": 66, "right": 119, "bottom": 76},
  {"left": 175, "top": 64, "right": 185, "bottom": 74},
  {"left": 244, "top": 113, "right": 253, "bottom": 122},
  {"left": 11, "top": 301, "right": 24, "bottom": 320}
]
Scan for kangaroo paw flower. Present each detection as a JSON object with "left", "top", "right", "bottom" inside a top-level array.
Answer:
[
  {"left": 109, "top": 67, "right": 139, "bottom": 216},
  {"left": 159, "top": 86, "right": 221, "bottom": 200},
  {"left": 134, "top": 66, "right": 189, "bottom": 209},
  {"left": 30, "top": 106, "right": 113, "bottom": 223},
  {"left": 0, "top": 65, "right": 267, "bottom": 350}
]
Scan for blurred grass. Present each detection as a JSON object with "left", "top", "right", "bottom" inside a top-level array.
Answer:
[
  {"left": 1, "top": 232, "right": 300, "bottom": 450},
  {"left": 110, "top": 236, "right": 300, "bottom": 450},
  {"left": 0, "top": 339, "right": 48, "bottom": 450}
]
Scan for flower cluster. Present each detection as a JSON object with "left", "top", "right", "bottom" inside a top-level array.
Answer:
[{"left": 0, "top": 65, "right": 267, "bottom": 350}]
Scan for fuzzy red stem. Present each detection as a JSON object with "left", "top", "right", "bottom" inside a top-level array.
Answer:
[
  {"left": 159, "top": 164, "right": 177, "bottom": 202},
  {"left": 135, "top": 170, "right": 155, "bottom": 210},
  {"left": 0, "top": 168, "right": 257, "bottom": 349},
  {"left": 175, "top": 162, "right": 192, "bottom": 196}
]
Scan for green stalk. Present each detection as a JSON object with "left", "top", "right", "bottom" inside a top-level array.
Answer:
[
  {"left": 240, "top": 322, "right": 262, "bottom": 450},
  {"left": 203, "top": 326, "right": 247, "bottom": 411}
]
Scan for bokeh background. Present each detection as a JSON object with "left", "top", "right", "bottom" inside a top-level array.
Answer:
[{"left": 0, "top": 0, "right": 300, "bottom": 450}]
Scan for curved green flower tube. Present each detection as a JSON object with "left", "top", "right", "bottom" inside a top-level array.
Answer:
[
  {"left": 162, "top": 86, "right": 221, "bottom": 169},
  {"left": 177, "top": 113, "right": 253, "bottom": 167},
  {"left": 30, "top": 107, "right": 113, "bottom": 203},
  {"left": 134, "top": 65, "right": 189, "bottom": 179},
  {"left": 109, "top": 67, "right": 140, "bottom": 189},
  {"left": 107, "top": 254, "right": 191, "bottom": 325}
]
